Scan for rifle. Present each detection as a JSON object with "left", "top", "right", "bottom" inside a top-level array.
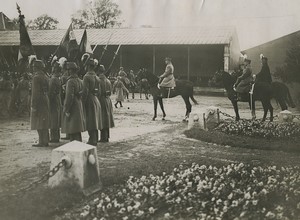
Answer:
[
  {"left": 99, "top": 33, "right": 113, "bottom": 63},
  {"left": 106, "top": 44, "right": 121, "bottom": 75}
]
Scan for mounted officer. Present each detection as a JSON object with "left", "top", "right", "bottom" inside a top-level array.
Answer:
[
  {"left": 233, "top": 58, "right": 254, "bottom": 101},
  {"left": 158, "top": 57, "right": 176, "bottom": 97},
  {"left": 255, "top": 54, "right": 272, "bottom": 84},
  {"left": 30, "top": 60, "right": 50, "bottom": 147}
]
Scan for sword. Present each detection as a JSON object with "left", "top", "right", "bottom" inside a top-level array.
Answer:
[
  {"left": 99, "top": 33, "right": 113, "bottom": 63},
  {"left": 107, "top": 44, "right": 121, "bottom": 73}
]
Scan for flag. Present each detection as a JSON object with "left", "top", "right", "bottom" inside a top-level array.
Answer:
[
  {"left": 56, "top": 23, "right": 78, "bottom": 61},
  {"left": 17, "top": 5, "right": 35, "bottom": 60},
  {"left": 78, "top": 29, "right": 93, "bottom": 59}
]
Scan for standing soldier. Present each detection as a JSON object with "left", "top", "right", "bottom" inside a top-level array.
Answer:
[
  {"left": 49, "top": 62, "right": 62, "bottom": 143},
  {"left": 61, "top": 62, "right": 85, "bottom": 142},
  {"left": 113, "top": 76, "right": 129, "bottom": 108},
  {"left": 82, "top": 58, "right": 102, "bottom": 146},
  {"left": 59, "top": 57, "right": 70, "bottom": 140},
  {"left": 97, "top": 65, "right": 114, "bottom": 142},
  {"left": 0, "top": 71, "right": 13, "bottom": 118},
  {"left": 16, "top": 72, "right": 30, "bottom": 117},
  {"left": 30, "top": 60, "right": 50, "bottom": 147}
]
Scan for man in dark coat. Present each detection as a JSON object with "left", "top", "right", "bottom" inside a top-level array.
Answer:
[
  {"left": 61, "top": 62, "right": 85, "bottom": 142},
  {"left": 234, "top": 58, "right": 254, "bottom": 94},
  {"left": 0, "top": 71, "right": 13, "bottom": 118},
  {"left": 82, "top": 58, "right": 102, "bottom": 146},
  {"left": 16, "top": 73, "right": 31, "bottom": 117},
  {"left": 255, "top": 55, "right": 272, "bottom": 84},
  {"left": 49, "top": 62, "right": 62, "bottom": 143},
  {"left": 30, "top": 60, "right": 50, "bottom": 147},
  {"left": 97, "top": 65, "right": 115, "bottom": 142}
]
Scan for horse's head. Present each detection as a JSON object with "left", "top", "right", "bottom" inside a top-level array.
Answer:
[{"left": 213, "top": 70, "right": 236, "bottom": 89}]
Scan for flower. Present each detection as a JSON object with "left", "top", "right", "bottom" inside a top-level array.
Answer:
[
  {"left": 266, "top": 211, "right": 276, "bottom": 219},
  {"left": 164, "top": 213, "right": 170, "bottom": 219},
  {"left": 149, "top": 207, "right": 155, "bottom": 214}
]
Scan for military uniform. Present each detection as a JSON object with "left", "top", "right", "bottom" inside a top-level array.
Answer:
[
  {"left": 235, "top": 63, "right": 254, "bottom": 94},
  {"left": 16, "top": 74, "right": 30, "bottom": 117},
  {"left": 256, "top": 59, "right": 272, "bottom": 84},
  {"left": 30, "top": 61, "right": 50, "bottom": 147},
  {"left": 61, "top": 64, "right": 85, "bottom": 142},
  {"left": 49, "top": 74, "right": 62, "bottom": 142},
  {"left": 98, "top": 72, "right": 115, "bottom": 142},
  {"left": 160, "top": 62, "right": 176, "bottom": 88},
  {"left": 82, "top": 70, "right": 102, "bottom": 146},
  {"left": 0, "top": 74, "right": 13, "bottom": 118}
]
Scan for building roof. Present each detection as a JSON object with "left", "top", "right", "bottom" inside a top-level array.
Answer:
[{"left": 0, "top": 26, "right": 237, "bottom": 46}]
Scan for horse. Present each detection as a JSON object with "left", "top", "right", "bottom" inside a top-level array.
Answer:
[
  {"left": 143, "top": 69, "right": 198, "bottom": 121},
  {"left": 136, "top": 69, "right": 150, "bottom": 100},
  {"left": 214, "top": 70, "right": 295, "bottom": 121}
]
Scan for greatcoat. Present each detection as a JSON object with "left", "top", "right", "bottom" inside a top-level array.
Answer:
[
  {"left": 160, "top": 63, "right": 176, "bottom": 88},
  {"left": 82, "top": 71, "right": 103, "bottom": 131},
  {"left": 113, "top": 80, "right": 129, "bottom": 102},
  {"left": 30, "top": 71, "right": 50, "bottom": 130},
  {"left": 49, "top": 74, "right": 62, "bottom": 129},
  {"left": 98, "top": 73, "right": 115, "bottom": 129},
  {"left": 61, "top": 75, "right": 85, "bottom": 134},
  {"left": 235, "top": 64, "right": 254, "bottom": 93}
]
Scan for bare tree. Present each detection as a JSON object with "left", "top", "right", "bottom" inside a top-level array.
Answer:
[
  {"left": 27, "top": 14, "right": 59, "bottom": 30},
  {"left": 71, "top": 0, "right": 122, "bottom": 29}
]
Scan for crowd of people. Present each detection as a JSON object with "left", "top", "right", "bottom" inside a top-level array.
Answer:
[{"left": 0, "top": 55, "right": 118, "bottom": 147}]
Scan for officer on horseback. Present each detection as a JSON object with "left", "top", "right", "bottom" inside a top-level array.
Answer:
[
  {"left": 233, "top": 58, "right": 254, "bottom": 101},
  {"left": 255, "top": 54, "right": 272, "bottom": 84},
  {"left": 158, "top": 57, "right": 176, "bottom": 97}
]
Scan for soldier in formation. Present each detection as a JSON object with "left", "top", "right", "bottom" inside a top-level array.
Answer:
[{"left": 30, "top": 60, "right": 50, "bottom": 147}]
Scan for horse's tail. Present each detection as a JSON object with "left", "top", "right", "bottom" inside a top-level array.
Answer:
[
  {"left": 190, "top": 95, "right": 198, "bottom": 105},
  {"left": 286, "top": 86, "right": 296, "bottom": 108}
]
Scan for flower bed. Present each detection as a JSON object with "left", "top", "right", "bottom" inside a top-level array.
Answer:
[
  {"left": 215, "top": 120, "right": 300, "bottom": 139},
  {"left": 61, "top": 163, "right": 300, "bottom": 220}
]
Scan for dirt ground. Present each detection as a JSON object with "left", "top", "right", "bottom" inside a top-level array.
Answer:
[{"left": 0, "top": 94, "right": 299, "bottom": 210}]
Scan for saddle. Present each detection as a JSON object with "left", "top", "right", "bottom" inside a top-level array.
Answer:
[{"left": 158, "top": 86, "right": 175, "bottom": 98}]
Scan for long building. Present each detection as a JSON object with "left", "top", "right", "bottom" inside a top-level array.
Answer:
[{"left": 0, "top": 26, "right": 241, "bottom": 86}]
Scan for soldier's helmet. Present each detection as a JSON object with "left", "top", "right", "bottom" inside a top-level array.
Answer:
[
  {"left": 98, "top": 65, "right": 105, "bottom": 73},
  {"left": 65, "top": 62, "right": 78, "bottom": 70},
  {"left": 33, "top": 60, "right": 45, "bottom": 69}
]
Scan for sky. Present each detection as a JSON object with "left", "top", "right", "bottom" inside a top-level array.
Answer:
[{"left": 1, "top": 0, "right": 300, "bottom": 50}]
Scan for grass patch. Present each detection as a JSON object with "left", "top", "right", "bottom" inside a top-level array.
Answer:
[
  {"left": 184, "top": 127, "right": 300, "bottom": 153},
  {"left": 0, "top": 182, "right": 84, "bottom": 220}
]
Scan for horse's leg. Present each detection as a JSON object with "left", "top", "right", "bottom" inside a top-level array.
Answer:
[
  {"left": 152, "top": 97, "right": 158, "bottom": 121},
  {"left": 158, "top": 97, "right": 166, "bottom": 120},
  {"left": 182, "top": 96, "right": 192, "bottom": 122},
  {"left": 261, "top": 101, "right": 268, "bottom": 122},
  {"left": 231, "top": 100, "right": 240, "bottom": 121},
  {"left": 262, "top": 100, "right": 273, "bottom": 122}
]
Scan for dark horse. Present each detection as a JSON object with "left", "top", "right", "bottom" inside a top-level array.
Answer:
[
  {"left": 136, "top": 69, "right": 150, "bottom": 100},
  {"left": 215, "top": 70, "right": 295, "bottom": 121},
  {"left": 143, "top": 69, "right": 198, "bottom": 121}
]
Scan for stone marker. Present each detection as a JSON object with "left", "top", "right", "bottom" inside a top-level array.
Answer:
[
  {"left": 204, "top": 106, "right": 220, "bottom": 130},
  {"left": 278, "top": 110, "right": 293, "bottom": 123},
  {"left": 48, "top": 141, "right": 101, "bottom": 196}
]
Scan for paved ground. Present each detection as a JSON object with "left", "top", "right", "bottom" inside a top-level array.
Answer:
[{"left": 0, "top": 94, "right": 299, "bottom": 195}]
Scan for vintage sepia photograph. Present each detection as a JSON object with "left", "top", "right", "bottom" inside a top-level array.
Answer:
[{"left": 0, "top": 0, "right": 300, "bottom": 219}]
